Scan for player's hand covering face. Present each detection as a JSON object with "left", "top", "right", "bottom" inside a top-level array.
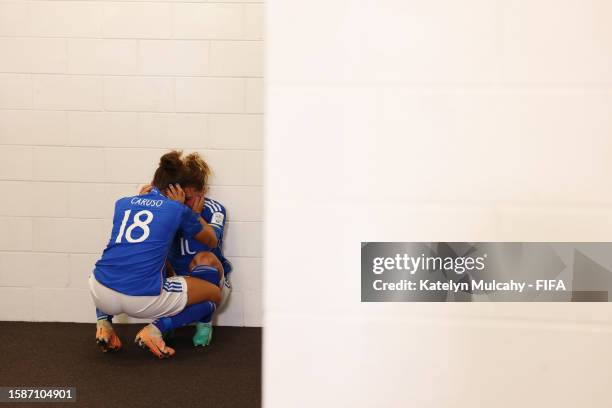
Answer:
[
  {"left": 165, "top": 184, "right": 185, "bottom": 204},
  {"left": 184, "top": 187, "right": 205, "bottom": 213},
  {"left": 189, "top": 194, "right": 205, "bottom": 213}
]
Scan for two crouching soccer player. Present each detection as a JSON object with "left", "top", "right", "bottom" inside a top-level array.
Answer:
[{"left": 89, "top": 151, "right": 230, "bottom": 359}]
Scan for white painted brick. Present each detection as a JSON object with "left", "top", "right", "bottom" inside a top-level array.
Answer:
[
  {"left": 0, "top": 74, "right": 32, "bottom": 109},
  {"left": 0, "top": 38, "right": 67, "bottom": 74},
  {"left": 31, "top": 182, "right": 70, "bottom": 217},
  {"left": 104, "top": 148, "right": 161, "bottom": 183},
  {"left": 176, "top": 77, "right": 244, "bottom": 113},
  {"left": 242, "top": 150, "right": 262, "bottom": 185},
  {"left": 207, "top": 186, "right": 262, "bottom": 222},
  {"left": 68, "top": 183, "right": 136, "bottom": 219},
  {"left": 0, "top": 1, "right": 29, "bottom": 36},
  {"left": 0, "top": 0, "right": 263, "bottom": 327},
  {"left": 198, "top": 149, "right": 246, "bottom": 185},
  {"left": 0, "top": 287, "right": 33, "bottom": 321},
  {"left": 245, "top": 4, "right": 264, "bottom": 40},
  {"left": 32, "top": 288, "right": 94, "bottom": 322},
  {"left": 67, "top": 39, "right": 138, "bottom": 75},
  {"left": 243, "top": 290, "right": 262, "bottom": 327},
  {"left": 29, "top": 1, "right": 103, "bottom": 37},
  {"left": 68, "top": 253, "right": 98, "bottom": 289},
  {"left": 67, "top": 112, "right": 139, "bottom": 148},
  {"left": 101, "top": 3, "right": 172, "bottom": 39},
  {"left": 0, "top": 252, "right": 34, "bottom": 287},
  {"left": 103, "top": 77, "right": 174, "bottom": 112},
  {"left": 68, "top": 183, "right": 115, "bottom": 219},
  {"left": 0, "top": 146, "right": 33, "bottom": 180},
  {"left": 173, "top": 4, "right": 244, "bottom": 39},
  {"left": 0, "top": 110, "right": 67, "bottom": 146},
  {"left": 209, "top": 114, "right": 263, "bottom": 150},
  {"left": 0, "top": 217, "right": 32, "bottom": 251},
  {"left": 138, "top": 113, "right": 207, "bottom": 148},
  {"left": 32, "top": 147, "right": 106, "bottom": 182},
  {"left": 503, "top": 0, "right": 612, "bottom": 83},
  {"left": 210, "top": 41, "right": 263, "bottom": 77},
  {"left": 224, "top": 222, "right": 262, "bottom": 257},
  {"left": 229, "top": 257, "right": 262, "bottom": 292},
  {"left": 33, "top": 75, "right": 103, "bottom": 110},
  {"left": 0, "top": 182, "right": 32, "bottom": 217},
  {"left": 139, "top": 40, "right": 210, "bottom": 76},
  {"left": 245, "top": 78, "right": 263, "bottom": 113},
  {"left": 108, "top": 183, "right": 141, "bottom": 199},
  {"left": 215, "top": 290, "right": 243, "bottom": 326},
  {"left": 32, "top": 253, "right": 70, "bottom": 288},
  {"left": 33, "top": 218, "right": 110, "bottom": 253}
]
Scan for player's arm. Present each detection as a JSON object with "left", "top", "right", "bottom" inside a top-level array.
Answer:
[
  {"left": 191, "top": 194, "right": 218, "bottom": 248},
  {"left": 173, "top": 191, "right": 218, "bottom": 248},
  {"left": 194, "top": 218, "right": 218, "bottom": 248}
]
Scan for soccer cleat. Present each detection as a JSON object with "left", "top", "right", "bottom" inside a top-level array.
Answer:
[
  {"left": 192, "top": 322, "right": 213, "bottom": 347},
  {"left": 135, "top": 324, "right": 176, "bottom": 359},
  {"left": 95, "top": 320, "right": 122, "bottom": 352}
]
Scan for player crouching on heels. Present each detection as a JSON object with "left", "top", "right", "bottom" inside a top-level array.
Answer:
[{"left": 90, "top": 151, "right": 224, "bottom": 359}]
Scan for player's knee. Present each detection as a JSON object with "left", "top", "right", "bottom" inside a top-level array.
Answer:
[{"left": 189, "top": 251, "right": 219, "bottom": 271}]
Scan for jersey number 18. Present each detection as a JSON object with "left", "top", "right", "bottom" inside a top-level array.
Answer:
[{"left": 115, "top": 210, "right": 154, "bottom": 243}]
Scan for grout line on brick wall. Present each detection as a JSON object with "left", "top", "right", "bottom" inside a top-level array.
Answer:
[
  {"left": 0, "top": 71, "right": 263, "bottom": 79},
  {"left": 0, "top": 35, "right": 263, "bottom": 42},
  {"left": 1, "top": 144, "right": 263, "bottom": 151},
  {"left": 7, "top": 0, "right": 264, "bottom": 3},
  {"left": 0, "top": 107, "right": 263, "bottom": 114}
]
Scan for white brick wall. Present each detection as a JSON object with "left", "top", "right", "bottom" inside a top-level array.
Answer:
[
  {"left": 0, "top": 0, "right": 263, "bottom": 327},
  {"left": 266, "top": 0, "right": 612, "bottom": 407}
]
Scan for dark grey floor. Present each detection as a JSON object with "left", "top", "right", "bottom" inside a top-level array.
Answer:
[{"left": 0, "top": 322, "right": 261, "bottom": 408}]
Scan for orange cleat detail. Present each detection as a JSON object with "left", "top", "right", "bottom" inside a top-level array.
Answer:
[
  {"left": 135, "top": 324, "right": 175, "bottom": 359},
  {"left": 96, "top": 321, "right": 122, "bottom": 352}
]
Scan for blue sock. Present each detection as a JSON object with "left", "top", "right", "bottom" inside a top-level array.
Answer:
[
  {"left": 153, "top": 301, "right": 216, "bottom": 334},
  {"left": 200, "top": 311, "right": 213, "bottom": 324},
  {"left": 190, "top": 265, "right": 219, "bottom": 324},
  {"left": 96, "top": 308, "right": 113, "bottom": 322}
]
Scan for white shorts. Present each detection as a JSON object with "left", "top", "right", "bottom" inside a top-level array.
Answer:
[{"left": 89, "top": 274, "right": 188, "bottom": 319}]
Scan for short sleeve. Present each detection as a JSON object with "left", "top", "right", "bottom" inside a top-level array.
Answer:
[
  {"left": 203, "top": 199, "right": 226, "bottom": 241},
  {"left": 179, "top": 205, "right": 203, "bottom": 239}
]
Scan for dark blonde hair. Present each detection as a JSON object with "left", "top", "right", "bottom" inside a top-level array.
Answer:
[
  {"left": 151, "top": 150, "right": 211, "bottom": 192},
  {"left": 183, "top": 152, "right": 212, "bottom": 192}
]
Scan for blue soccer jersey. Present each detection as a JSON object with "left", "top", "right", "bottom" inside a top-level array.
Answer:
[
  {"left": 94, "top": 187, "right": 203, "bottom": 296},
  {"left": 168, "top": 197, "right": 232, "bottom": 276}
]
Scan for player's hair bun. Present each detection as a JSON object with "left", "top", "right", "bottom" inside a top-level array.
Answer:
[{"left": 159, "top": 150, "right": 183, "bottom": 172}]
